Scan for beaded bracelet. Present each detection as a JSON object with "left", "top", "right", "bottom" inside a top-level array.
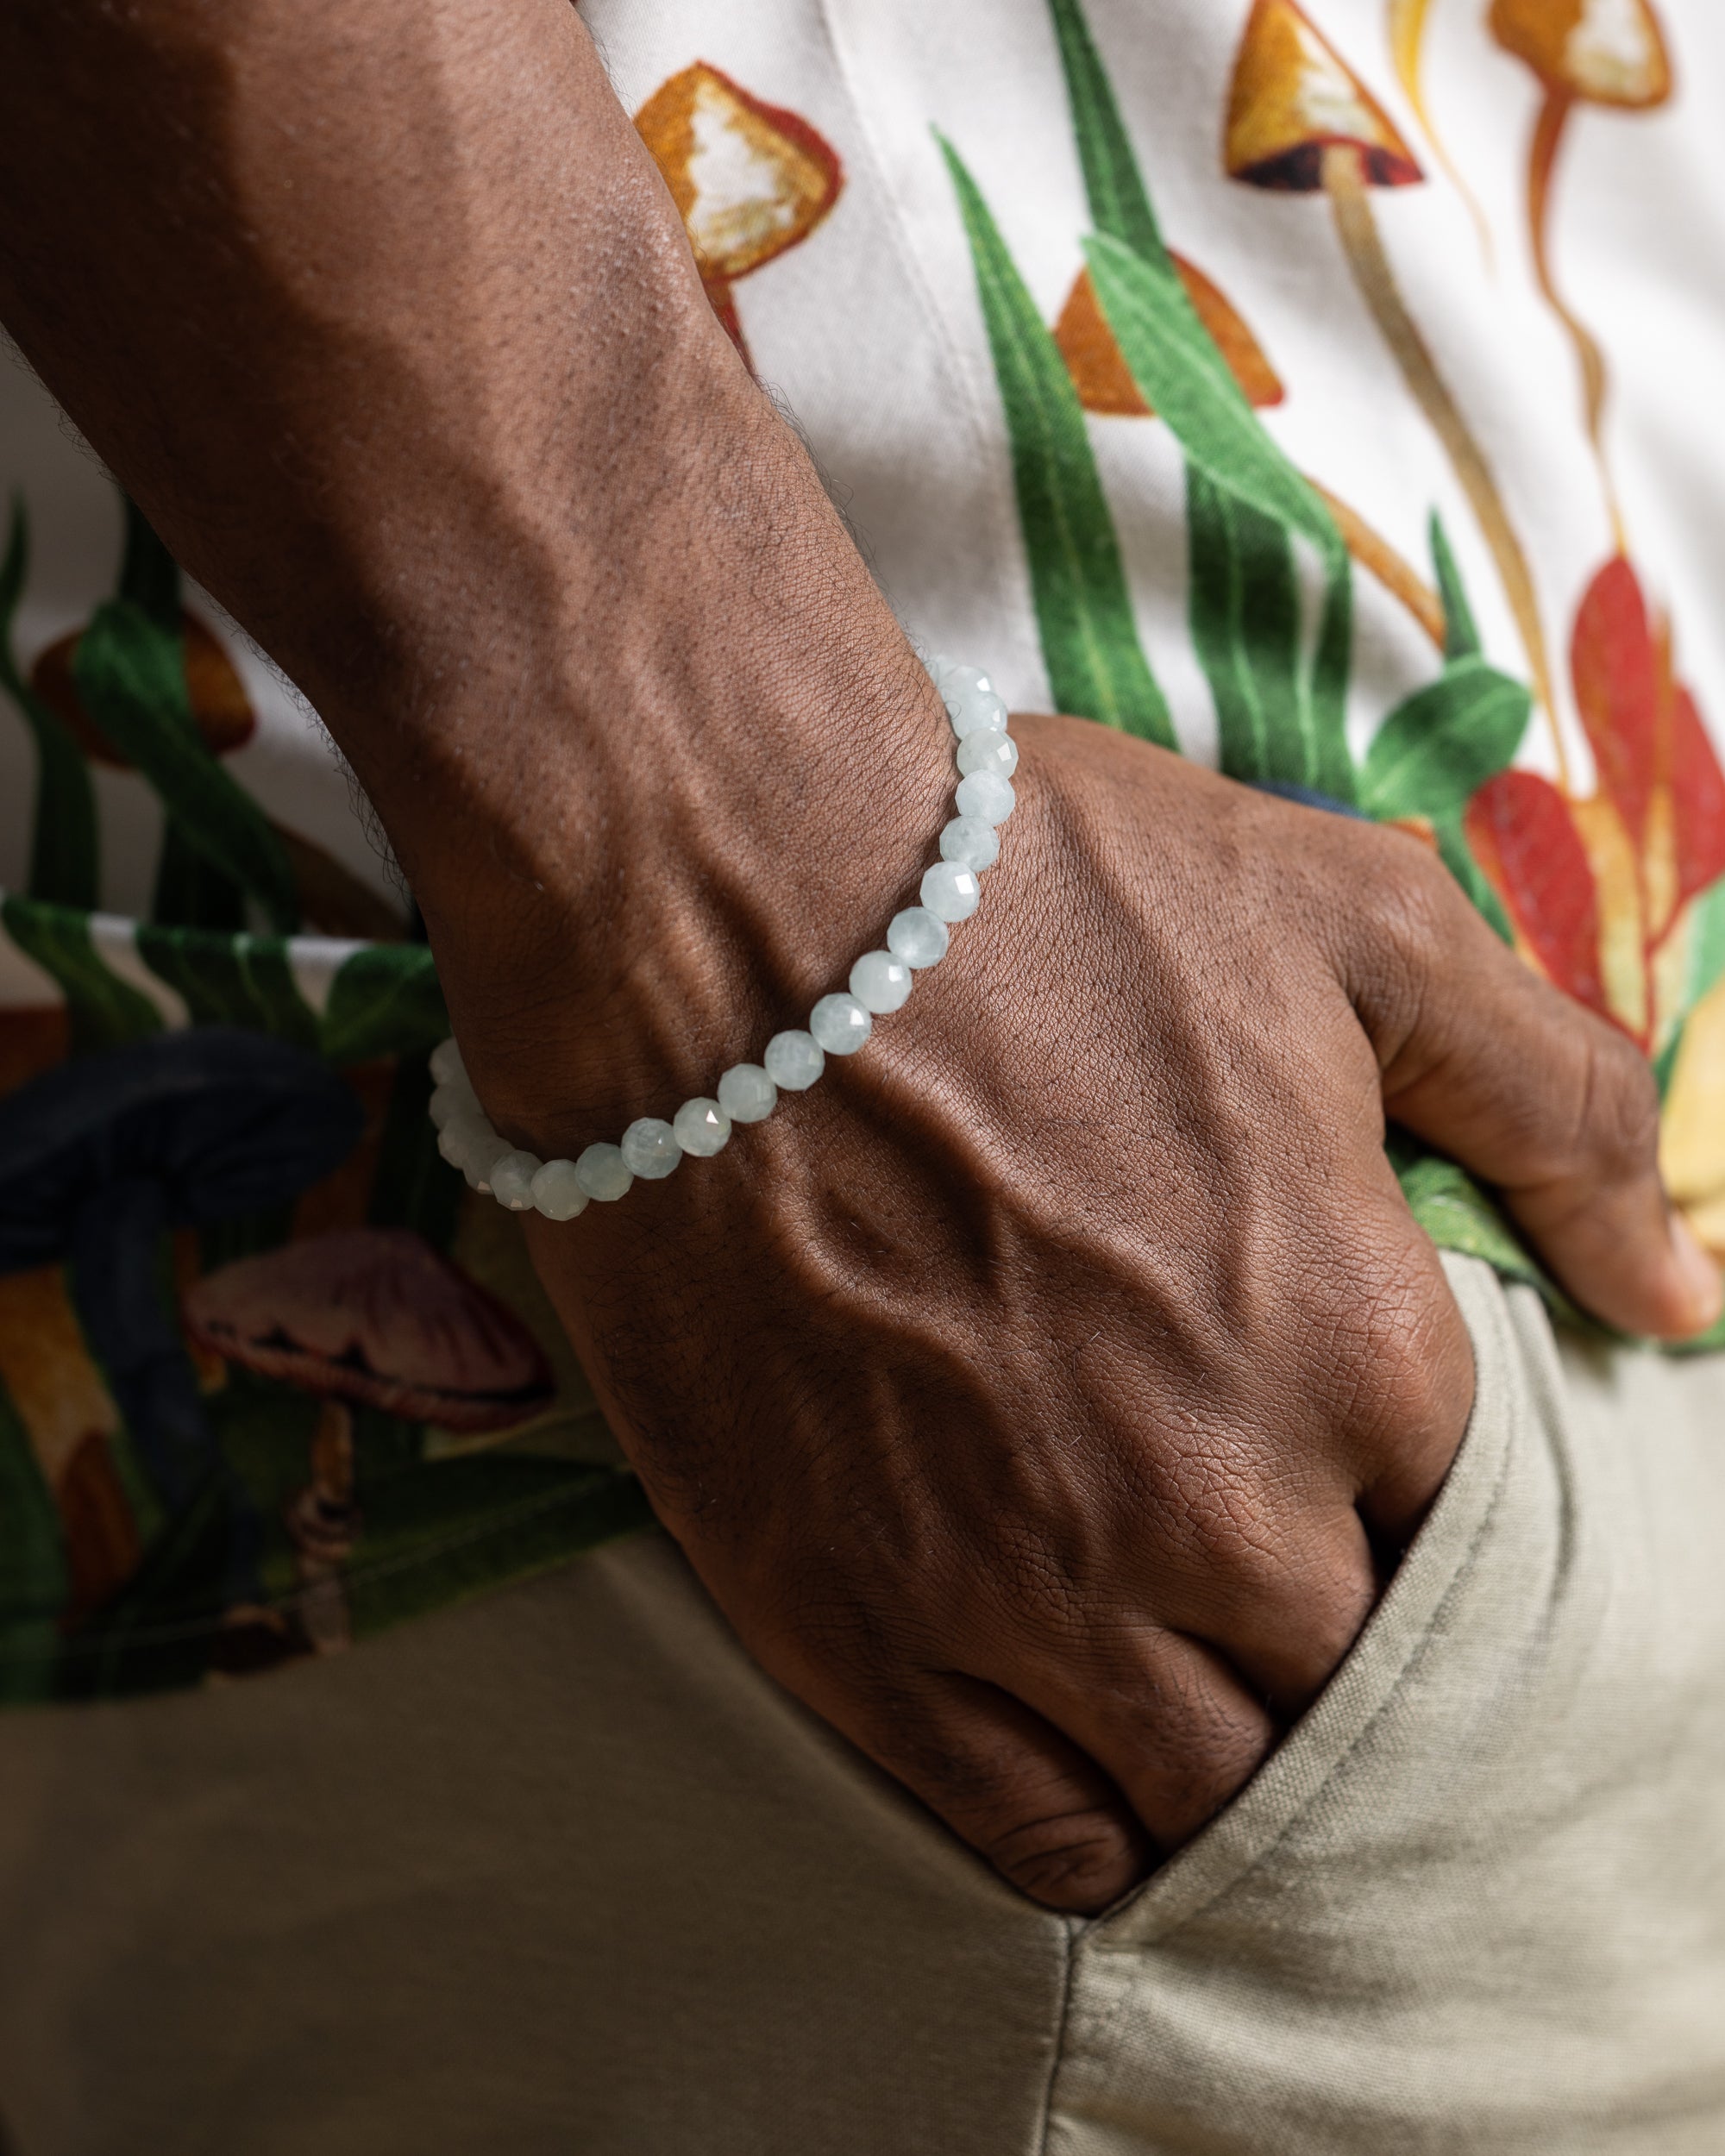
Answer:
[{"left": 427, "top": 661, "right": 1015, "bottom": 1219}]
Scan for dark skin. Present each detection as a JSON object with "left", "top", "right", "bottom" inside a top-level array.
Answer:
[{"left": 2, "top": 0, "right": 1716, "bottom": 1912}]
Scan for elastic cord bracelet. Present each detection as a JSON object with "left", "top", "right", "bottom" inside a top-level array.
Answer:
[{"left": 428, "top": 661, "right": 1015, "bottom": 1219}]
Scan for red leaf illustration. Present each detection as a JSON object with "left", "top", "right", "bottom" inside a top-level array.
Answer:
[
  {"left": 1571, "top": 556, "right": 1659, "bottom": 846},
  {"left": 1465, "top": 769, "right": 1609, "bottom": 1018},
  {"left": 1672, "top": 682, "right": 1725, "bottom": 908}
]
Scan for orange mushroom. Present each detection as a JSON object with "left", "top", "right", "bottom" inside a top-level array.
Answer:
[
  {"left": 636, "top": 63, "right": 843, "bottom": 370},
  {"left": 1057, "top": 245, "right": 1444, "bottom": 646},
  {"left": 1227, "top": 0, "right": 1564, "bottom": 776},
  {"left": 31, "top": 610, "right": 254, "bottom": 767},
  {"left": 1490, "top": 0, "right": 1672, "bottom": 545}
]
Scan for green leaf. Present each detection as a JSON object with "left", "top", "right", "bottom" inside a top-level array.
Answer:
[
  {"left": 0, "top": 496, "right": 99, "bottom": 910},
  {"left": 368, "top": 1047, "right": 462, "bottom": 1247},
  {"left": 0, "top": 1376, "right": 67, "bottom": 1704},
  {"left": 72, "top": 599, "right": 298, "bottom": 933},
  {"left": 938, "top": 137, "right": 1175, "bottom": 744},
  {"left": 321, "top": 943, "right": 448, "bottom": 1066},
  {"left": 152, "top": 822, "right": 248, "bottom": 932},
  {"left": 1048, "top": 0, "right": 1169, "bottom": 263},
  {"left": 1433, "top": 814, "right": 1515, "bottom": 944},
  {"left": 1360, "top": 655, "right": 1532, "bottom": 820},
  {"left": 118, "top": 496, "right": 181, "bottom": 630},
  {"left": 1188, "top": 467, "right": 1302, "bottom": 785},
  {"left": 1, "top": 893, "right": 162, "bottom": 1055},
  {"left": 1083, "top": 233, "right": 1344, "bottom": 567},
  {"left": 1684, "top": 873, "right": 1725, "bottom": 1014},
  {"left": 135, "top": 921, "right": 319, "bottom": 1045},
  {"left": 1429, "top": 512, "right": 1481, "bottom": 663}
]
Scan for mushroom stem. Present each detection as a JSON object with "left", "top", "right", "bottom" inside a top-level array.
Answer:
[
  {"left": 1323, "top": 142, "right": 1570, "bottom": 789},
  {"left": 287, "top": 1398, "right": 358, "bottom": 1655},
  {"left": 1389, "top": 0, "right": 1496, "bottom": 270},
  {"left": 1306, "top": 479, "right": 1445, "bottom": 649},
  {"left": 1527, "top": 85, "right": 1626, "bottom": 550}
]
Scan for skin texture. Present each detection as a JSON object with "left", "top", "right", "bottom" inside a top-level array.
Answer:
[{"left": 1, "top": 0, "right": 1716, "bottom": 1913}]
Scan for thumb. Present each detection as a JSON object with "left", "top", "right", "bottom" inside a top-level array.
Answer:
[{"left": 1346, "top": 851, "right": 1722, "bottom": 1342}]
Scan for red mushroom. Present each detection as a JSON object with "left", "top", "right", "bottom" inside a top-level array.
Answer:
[{"left": 184, "top": 1228, "right": 555, "bottom": 1652}]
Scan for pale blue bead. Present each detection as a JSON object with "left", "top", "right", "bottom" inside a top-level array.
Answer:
[
  {"left": 946, "top": 686, "right": 1009, "bottom": 739},
  {"left": 940, "top": 662, "right": 994, "bottom": 702},
  {"left": 429, "top": 1080, "right": 476, "bottom": 1131},
  {"left": 955, "top": 770, "right": 1015, "bottom": 825},
  {"left": 436, "top": 1123, "right": 469, "bottom": 1168},
  {"left": 490, "top": 1150, "right": 543, "bottom": 1211},
  {"left": 718, "top": 1063, "right": 777, "bottom": 1123},
  {"left": 530, "top": 1158, "right": 589, "bottom": 1220},
  {"left": 621, "top": 1118, "right": 681, "bottom": 1180},
  {"left": 887, "top": 906, "right": 950, "bottom": 969},
  {"left": 957, "top": 730, "right": 1018, "bottom": 779},
  {"left": 576, "top": 1143, "right": 634, "bottom": 1202},
  {"left": 920, "top": 862, "right": 982, "bottom": 923},
  {"left": 673, "top": 1098, "right": 732, "bottom": 1156},
  {"left": 765, "top": 1031, "right": 825, "bottom": 1090},
  {"left": 429, "top": 1037, "right": 466, "bottom": 1088},
  {"left": 463, "top": 1133, "right": 509, "bottom": 1193},
  {"left": 810, "top": 993, "right": 873, "bottom": 1055},
  {"left": 850, "top": 950, "right": 912, "bottom": 1014},
  {"left": 939, "top": 815, "right": 1000, "bottom": 872}
]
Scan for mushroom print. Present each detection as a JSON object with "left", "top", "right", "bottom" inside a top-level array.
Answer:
[
  {"left": 1226, "top": 0, "right": 1565, "bottom": 770},
  {"left": 184, "top": 1228, "right": 555, "bottom": 1653},
  {"left": 1489, "top": 0, "right": 1672, "bottom": 546},
  {"left": 1057, "top": 248, "right": 1446, "bottom": 648},
  {"left": 31, "top": 611, "right": 254, "bottom": 768},
  {"left": 635, "top": 64, "right": 843, "bottom": 370},
  {"left": 0, "top": 1029, "right": 363, "bottom": 1616}
]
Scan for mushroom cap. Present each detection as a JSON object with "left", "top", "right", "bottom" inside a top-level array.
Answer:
[
  {"left": 1056, "top": 256, "right": 1285, "bottom": 417},
  {"left": 182, "top": 1227, "right": 555, "bottom": 1435},
  {"left": 636, "top": 63, "right": 843, "bottom": 285},
  {"left": 30, "top": 611, "right": 255, "bottom": 768},
  {"left": 0, "top": 1028, "right": 363, "bottom": 1276},
  {"left": 1226, "top": 0, "right": 1422, "bottom": 191},
  {"left": 1489, "top": 0, "right": 1671, "bottom": 108}
]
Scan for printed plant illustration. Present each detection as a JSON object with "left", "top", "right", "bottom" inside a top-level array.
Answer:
[
  {"left": 635, "top": 63, "right": 844, "bottom": 369},
  {"left": 0, "top": 494, "right": 649, "bottom": 1701},
  {"left": 942, "top": 0, "right": 1725, "bottom": 1312}
]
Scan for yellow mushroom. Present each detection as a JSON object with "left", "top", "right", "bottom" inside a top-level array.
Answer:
[
  {"left": 1490, "top": 0, "right": 1672, "bottom": 546},
  {"left": 1227, "top": 0, "right": 1564, "bottom": 777},
  {"left": 636, "top": 63, "right": 844, "bottom": 370}
]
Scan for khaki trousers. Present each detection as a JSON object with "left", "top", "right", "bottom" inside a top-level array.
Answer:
[{"left": 2, "top": 1257, "right": 1723, "bottom": 2154}]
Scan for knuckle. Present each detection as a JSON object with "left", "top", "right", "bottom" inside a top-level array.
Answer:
[
  {"left": 1573, "top": 1024, "right": 1660, "bottom": 1181},
  {"left": 982, "top": 1807, "right": 1144, "bottom": 1911}
]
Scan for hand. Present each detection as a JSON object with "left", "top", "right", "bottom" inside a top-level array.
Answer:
[
  {"left": 453, "top": 717, "right": 1712, "bottom": 1915},
  {"left": 4, "top": 0, "right": 1712, "bottom": 1919}
]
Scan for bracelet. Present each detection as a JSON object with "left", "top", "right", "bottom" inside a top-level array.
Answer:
[{"left": 427, "top": 661, "right": 1016, "bottom": 1219}]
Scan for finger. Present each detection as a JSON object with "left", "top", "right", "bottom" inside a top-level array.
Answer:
[
  {"left": 1342, "top": 842, "right": 1722, "bottom": 1340},
  {"left": 848, "top": 1672, "right": 1151, "bottom": 1914},
  {"left": 998, "top": 1625, "right": 1280, "bottom": 1852}
]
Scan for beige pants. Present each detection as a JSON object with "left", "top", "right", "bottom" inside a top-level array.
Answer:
[{"left": 2, "top": 1257, "right": 1724, "bottom": 2155}]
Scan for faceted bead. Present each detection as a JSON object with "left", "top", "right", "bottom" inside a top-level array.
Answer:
[
  {"left": 887, "top": 906, "right": 950, "bottom": 969},
  {"left": 621, "top": 1118, "right": 681, "bottom": 1180},
  {"left": 531, "top": 1158, "right": 589, "bottom": 1220},
  {"left": 463, "top": 1133, "right": 509, "bottom": 1192},
  {"left": 920, "top": 861, "right": 982, "bottom": 923},
  {"left": 428, "top": 1080, "right": 476, "bottom": 1130},
  {"left": 575, "top": 1143, "right": 634, "bottom": 1202},
  {"left": 429, "top": 1037, "right": 467, "bottom": 1088},
  {"left": 956, "top": 770, "right": 1015, "bottom": 825},
  {"left": 939, "top": 814, "right": 1000, "bottom": 872},
  {"left": 674, "top": 1098, "right": 731, "bottom": 1156},
  {"left": 810, "top": 993, "right": 873, "bottom": 1054},
  {"left": 957, "top": 730, "right": 1018, "bottom": 779},
  {"left": 765, "top": 1031, "right": 825, "bottom": 1090},
  {"left": 718, "top": 1063, "right": 778, "bottom": 1124},
  {"left": 946, "top": 686, "right": 1009, "bottom": 738},
  {"left": 490, "top": 1150, "right": 543, "bottom": 1211},
  {"left": 940, "top": 661, "right": 993, "bottom": 703},
  {"left": 850, "top": 950, "right": 912, "bottom": 1014}
]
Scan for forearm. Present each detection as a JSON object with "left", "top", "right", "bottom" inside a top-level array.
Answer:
[{"left": 0, "top": 0, "right": 950, "bottom": 1125}]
